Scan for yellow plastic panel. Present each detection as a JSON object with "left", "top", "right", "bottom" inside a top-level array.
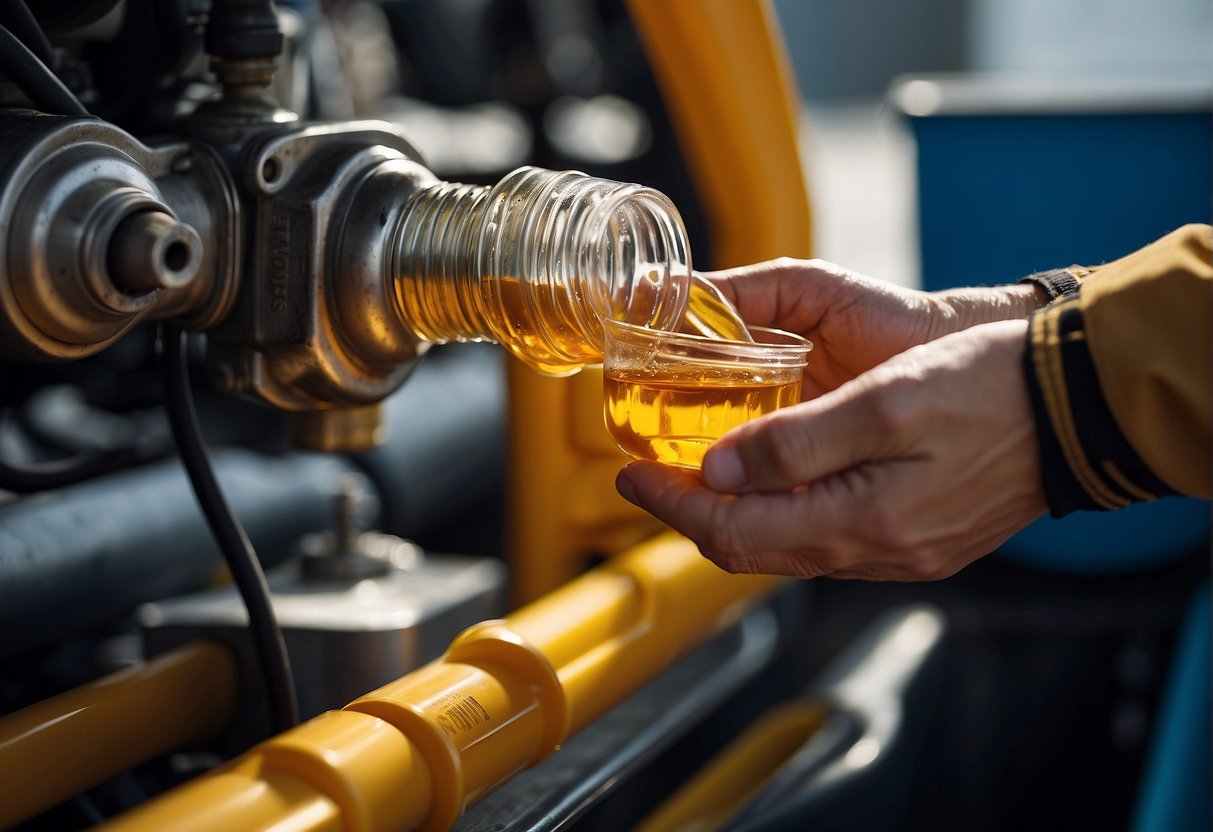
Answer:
[{"left": 506, "top": 363, "right": 663, "bottom": 604}]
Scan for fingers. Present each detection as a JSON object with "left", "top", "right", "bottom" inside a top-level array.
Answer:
[
  {"left": 614, "top": 460, "right": 1013, "bottom": 582},
  {"left": 615, "top": 461, "right": 734, "bottom": 550},
  {"left": 615, "top": 460, "right": 863, "bottom": 578},
  {"left": 698, "top": 258, "right": 847, "bottom": 333},
  {"left": 700, "top": 374, "right": 904, "bottom": 493}
]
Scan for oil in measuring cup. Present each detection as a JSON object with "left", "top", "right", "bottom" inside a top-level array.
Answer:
[
  {"left": 603, "top": 315, "right": 811, "bottom": 470},
  {"left": 604, "top": 363, "right": 803, "bottom": 469}
]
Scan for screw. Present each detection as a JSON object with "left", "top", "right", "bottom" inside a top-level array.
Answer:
[{"left": 336, "top": 475, "right": 364, "bottom": 555}]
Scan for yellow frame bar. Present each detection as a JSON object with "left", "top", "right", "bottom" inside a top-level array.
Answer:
[
  {"left": 96, "top": 534, "right": 780, "bottom": 832},
  {"left": 624, "top": 0, "right": 811, "bottom": 268},
  {"left": 0, "top": 641, "right": 238, "bottom": 830}
]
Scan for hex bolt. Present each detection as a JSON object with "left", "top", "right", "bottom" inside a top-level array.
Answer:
[{"left": 107, "top": 210, "right": 203, "bottom": 294}]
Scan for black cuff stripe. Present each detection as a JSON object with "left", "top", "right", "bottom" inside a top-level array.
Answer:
[
  {"left": 1052, "top": 304, "right": 1178, "bottom": 501},
  {"left": 1025, "top": 314, "right": 1092, "bottom": 516},
  {"left": 1024, "top": 304, "right": 1179, "bottom": 517}
]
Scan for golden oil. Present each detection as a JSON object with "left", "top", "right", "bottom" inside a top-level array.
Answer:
[
  {"left": 683, "top": 274, "right": 754, "bottom": 343},
  {"left": 604, "top": 369, "right": 802, "bottom": 469}
]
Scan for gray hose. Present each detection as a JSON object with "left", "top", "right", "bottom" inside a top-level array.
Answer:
[{"left": 0, "top": 449, "right": 355, "bottom": 659}]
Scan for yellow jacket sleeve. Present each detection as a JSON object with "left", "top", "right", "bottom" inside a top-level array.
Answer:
[{"left": 1024, "top": 224, "right": 1211, "bottom": 515}]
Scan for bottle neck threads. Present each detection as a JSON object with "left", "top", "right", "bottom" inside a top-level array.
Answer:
[{"left": 391, "top": 166, "right": 691, "bottom": 376}]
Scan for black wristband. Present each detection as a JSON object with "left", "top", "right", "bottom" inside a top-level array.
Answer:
[{"left": 1019, "top": 267, "right": 1081, "bottom": 301}]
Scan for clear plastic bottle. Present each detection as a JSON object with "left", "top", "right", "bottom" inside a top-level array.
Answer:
[{"left": 392, "top": 166, "right": 694, "bottom": 376}]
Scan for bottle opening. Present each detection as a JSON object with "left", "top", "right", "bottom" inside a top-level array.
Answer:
[{"left": 580, "top": 188, "right": 692, "bottom": 352}]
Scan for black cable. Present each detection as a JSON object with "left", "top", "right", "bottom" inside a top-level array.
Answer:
[
  {"left": 0, "top": 447, "right": 135, "bottom": 493},
  {"left": 0, "top": 2, "right": 297, "bottom": 737},
  {"left": 160, "top": 326, "right": 299, "bottom": 734},
  {"left": 0, "top": 1, "right": 54, "bottom": 67},
  {"left": 0, "top": 21, "right": 86, "bottom": 116}
]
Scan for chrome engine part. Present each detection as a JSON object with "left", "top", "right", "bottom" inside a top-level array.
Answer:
[
  {"left": 201, "top": 119, "right": 435, "bottom": 415},
  {"left": 0, "top": 109, "right": 441, "bottom": 447},
  {"left": 0, "top": 114, "right": 232, "bottom": 360}
]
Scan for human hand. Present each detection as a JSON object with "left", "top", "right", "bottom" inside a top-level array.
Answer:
[
  {"left": 614, "top": 320, "right": 1047, "bottom": 581},
  {"left": 704, "top": 259, "right": 1044, "bottom": 397}
]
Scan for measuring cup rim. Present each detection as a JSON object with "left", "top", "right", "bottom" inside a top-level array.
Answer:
[{"left": 602, "top": 317, "right": 813, "bottom": 357}]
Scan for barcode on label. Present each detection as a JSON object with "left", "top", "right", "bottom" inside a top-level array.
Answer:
[{"left": 437, "top": 696, "right": 491, "bottom": 734}]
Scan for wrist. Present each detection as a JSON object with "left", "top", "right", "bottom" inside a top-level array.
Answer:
[{"left": 928, "top": 284, "right": 1049, "bottom": 338}]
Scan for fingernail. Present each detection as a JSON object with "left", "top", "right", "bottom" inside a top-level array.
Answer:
[
  {"left": 703, "top": 446, "right": 747, "bottom": 492},
  {"left": 616, "top": 472, "right": 639, "bottom": 505}
]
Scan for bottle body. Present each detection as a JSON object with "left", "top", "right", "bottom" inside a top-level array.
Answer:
[{"left": 392, "top": 166, "right": 692, "bottom": 376}]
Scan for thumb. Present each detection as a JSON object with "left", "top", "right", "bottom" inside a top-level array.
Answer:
[{"left": 701, "top": 380, "right": 890, "bottom": 493}]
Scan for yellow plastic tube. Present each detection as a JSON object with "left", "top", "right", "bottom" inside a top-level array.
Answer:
[
  {"left": 98, "top": 758, "right": 346, "bottom": 832},
  {"left": 0, "top": 640, "right": 238, "bottom": 830},
  {"left": 96, "top": 533, "right": 780, "bottom": 832}
]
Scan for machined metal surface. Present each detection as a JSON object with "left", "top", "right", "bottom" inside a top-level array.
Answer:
[
  {"left": 291, "top": 402, "right": 388, "bottom": 453},
  {"left": 140, "top": 549, "right": 508, "bottom": 722},
  {"left": 0, "top": 113, "right": 239, "bottom": 359},
  {"left": 0, "top": 109, "right": 440, "bottom": 436},
  {"left": 107, "top": 209, "right": 202, "bottom": 294},
  {"left": 203, "top": 120, "right": 436, "bottom": 423}
]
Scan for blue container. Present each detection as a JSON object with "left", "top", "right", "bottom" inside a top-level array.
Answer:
[{"left": 892, "top": 74, "right": 1212, "bottom": 573}]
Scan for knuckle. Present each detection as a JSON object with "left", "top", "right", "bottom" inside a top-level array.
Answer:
[
  {"left": 722, "top": 554, "right": 761, "bottom": 575},
  {"left": 771, "top": 255, "right": 805, "bottom": 272},
  {"left": 698, "top": 542, "right": 758, "bottom": 575},
  {"left": 864, "top": 505, "right": 909, "bottom": 551},
  {"left": 791, "top": 553, "right": 836, "bottom": 580},
  {"left": 903, "top": 550, "right": 947, "bottom": 581},
  {"left": 747, "top": 416, "right": 813, "bottom": 485},
  {"left": 866, "top": 380, "right": 917, "bottom": 438},
  {"left": 700, "top": 505, "right": 768, "bottom": 574},
  {"left": 700, "top": 504, "right": 744, "bottom": 558}
]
